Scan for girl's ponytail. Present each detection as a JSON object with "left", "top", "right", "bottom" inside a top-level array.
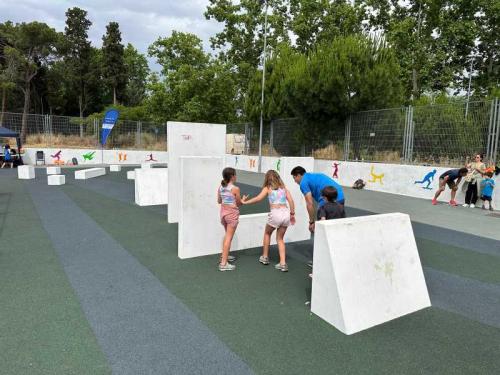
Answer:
[{"left": 221, "top": 167, "right": 236, "bottom": 187}]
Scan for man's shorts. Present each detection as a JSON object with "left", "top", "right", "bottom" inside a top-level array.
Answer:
[
  {"left": 267, "top": 207, "right": 290, "bottom": 229},
  {"left": 481, "top": 195, "right": 492, "bottom": 202},
  {"left": 439, "top": 178, "right": 457, "bottom": 191},
  {"left": 220, "top": 205, "right": 239, "bottom": 228}
]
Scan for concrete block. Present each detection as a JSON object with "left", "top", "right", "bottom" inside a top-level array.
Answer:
[
  {"left": 135, "top": 168, "right": 168, "bottom": 206},
  {"left": 127, "top": 170, "right": 135, "bottom": 180},
  {"left": 75, "top": 168, "right": 106, "bottom": 180},
  {"left": 110, "top": 165, "right": 121, "bottom": 172},
  {"left": 141, "top": 163, "right": 152, "bottom": 169},
  {"left": 46, "top": 166, "right": 61, "bottom": 175},
  {"left": 311, "top": 213, "right": 431, "bottom": 335},
  {"left": 48, "top": 174, "right": 65, "bottom": 185},
  {"left": 168, "top": 122, "right": 226, "bottom": 223},
  {"left": 18, "top": 165, "right": 35, "bottom": 179}
]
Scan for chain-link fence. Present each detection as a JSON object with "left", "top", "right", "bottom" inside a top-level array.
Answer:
[
  {"left": 2, "top": 98, "right": 499, "bottom": 165},
  {"left": 230, "top": 98, "right": 500, "bottom": 167},
  {"left": 0, "top": 112, "right": 167, "bottom": 151}
]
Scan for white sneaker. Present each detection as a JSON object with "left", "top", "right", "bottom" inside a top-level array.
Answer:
[
  {"left": 218, "top": 262, "right": 236, "bottom": 271},
  {"left": 462, "top": 204, "right": 469, "bottom": 207},
  {"left": 470, "top": 204, "right": 475, "bottom": 208}
]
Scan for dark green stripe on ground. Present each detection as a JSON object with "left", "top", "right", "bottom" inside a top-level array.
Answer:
[
  {"left": 0, "top": 176, "right": 111, "bottom": 375},
  {"left": 63, "top": 182, "right": 500, "bottom": 375}
]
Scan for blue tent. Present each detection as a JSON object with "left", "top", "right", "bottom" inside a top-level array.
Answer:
[{"left": 0, "top": 126, "right": 23, "bottom": 164}]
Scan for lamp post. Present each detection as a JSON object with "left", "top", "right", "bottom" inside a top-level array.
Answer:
[{"left": 258, "top": 0, "right": 268, "bottom": 173}]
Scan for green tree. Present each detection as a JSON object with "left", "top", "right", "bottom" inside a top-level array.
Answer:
[
  {"left": 102, "top": 22, "right": 126, "bottom": 105},
  {"left": 123, "top": 43, "right": 150, "bottom": 106},
  {"left": 0, "top": 45, "right": 18, "bottom": 124},
  {"left": 0, "top": 21, "right": 60, "bottom": 140}
]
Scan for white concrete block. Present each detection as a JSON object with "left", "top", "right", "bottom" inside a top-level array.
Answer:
[
  {"left": 168, "top": 122, "right": 226, "bottom": 223},
  {"left": 127, "top": 170, "right": 135, "bottom": 180},
  {"left": 311, "top": 213, "right": 431, "bottom": 335},
  {"left": 141, "top": 163, "right": 152, "bottom": 169},
  {"left": 134, "top": 168, "right": 168, "bottom": 206},
  {"left": 46, "top": 166, "right": 61, "bottom": 175},
  {"left": 110, "top": 165, "right": 121, "bottom": 172},
  {"left": 17, "top": 165, "right": 35, "bottom": 179},
  {"left": 178, "top": 156, "right": 313, "bottom": 259},
  {"left": 48, "top": 174, "right": 65, "bottom": 185},
  {"left": 74, "top": 168, "right": 106, "bottom": 180}
]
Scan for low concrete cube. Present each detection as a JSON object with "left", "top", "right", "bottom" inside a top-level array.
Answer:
[
  {"left": 48, "top": 174, "right": 65, "bottom": 185},
  {"left": 141, "top": 163, "right": 152, "bottom": 169},
  {"left": 75, "top": 168, "right": 106, "bottom": 180},
  {"left": 110, "top": 165, "right": 121, "bottom": 172},
  {"left": 311, "top": 213, "right": 431, "bottom": 335},
  {"left": 18, "top": 165, "right": 35, "bottom": 179},
  {"left": 46, "top": 166, "right": 61, "bottom": 175},
  {"left": 127, "top": 170, "right": 135, "bottom": 180}
]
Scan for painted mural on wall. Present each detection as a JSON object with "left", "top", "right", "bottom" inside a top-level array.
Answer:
[
  {"left": 368, "top": 166, "right": 384, "bottom": 185},
  {"left": 276, "top": 159, "right": 281, "bottom": 172},
  {"left": 51, "top": 150, "right": 64, "bottom": 165},
  {"left": 332, "top": 162, "right": 340, "bottom": 179},
  {"left": 83, "top": 151, "right": 96, "bottom": 161},
  {"left": 249, "top": 158, "right": 256, "bottom": 169},
  {"left": 235, "top": 155, "right": 238, "bottom": 166},
  {"left": 414, "top": 169, "right": 437, "bottom": 190},
  {"left": 146, "top": 153, "right": 157, "bottom": 162},
  {"left": 118, "top": 152, "right": 128, "bottom": 162}
]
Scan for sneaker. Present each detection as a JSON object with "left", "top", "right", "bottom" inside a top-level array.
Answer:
[
  {"left": 218, "top": 262, "right": 236, "bottom": 271},
  {"left": 449, "top": 200, "right": 458, "bottom": 206},
  {"left": 489, "top": 206, "right": 494, "bottom": 211},
  {"left": 432, "top": 199, "right": 438, "bottom": 205},
  {"left": 308, "top": 273, "right": 313, "bottom": 279},
  {"left": 227, "top": 255, "right": 236, "bottom": 262},
  {"left": 259, "top": 256, "right": 270, "bottom": 265},
  {"left": 462, "top": 204, "right": 469, "bottom": 208},
  {"left": 470, "top": 204, "right": 475, "bottom": 208},
  {"left": 482, "top": 205, "right": 486, "bottom": 210},
  {"left": 274, "top": 263, "right": 288, "bottom": 272}
]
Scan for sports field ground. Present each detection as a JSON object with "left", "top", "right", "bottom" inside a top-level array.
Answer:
[{"left": 1, "top": 167, "right": 499, "bottom": 374}]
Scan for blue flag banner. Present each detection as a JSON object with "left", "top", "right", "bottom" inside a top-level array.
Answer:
[{"left": 100, "top": 109, "right": 120, "bottom": 145}]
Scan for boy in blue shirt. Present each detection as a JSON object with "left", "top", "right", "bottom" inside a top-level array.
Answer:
[
  {"left": 291, "top": 166, "right": 345, "bottom": 233},
  {"left": 481, "top": 171, "right": 495, "bottom": 211}
]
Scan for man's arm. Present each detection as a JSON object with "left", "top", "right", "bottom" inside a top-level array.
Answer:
[{"left": 305, "top": 193, "right": 315, "bottom": 223}]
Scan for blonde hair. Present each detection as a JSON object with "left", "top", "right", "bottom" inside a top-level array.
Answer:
[{"left": 263, "top": 170, "right": 285, "bottom": 190}]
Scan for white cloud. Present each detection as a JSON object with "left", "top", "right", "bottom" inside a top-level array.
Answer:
[{"left": 0, "top": 0, "right": 222, "bottom": 71}]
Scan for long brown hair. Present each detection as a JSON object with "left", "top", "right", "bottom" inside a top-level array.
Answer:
[
  {"left": 263, "top": 170, "right": 284, "bottom": 190},
  {"left": 221, "top": 167, "right": 236, "bottom": 187}
]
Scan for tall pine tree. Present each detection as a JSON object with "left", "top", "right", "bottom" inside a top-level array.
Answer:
[{"left": 102, "top": 22, "right": 126, "bottom": 105}]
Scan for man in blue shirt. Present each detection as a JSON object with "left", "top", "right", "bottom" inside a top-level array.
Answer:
[{"left": 291, "top": 166, "right": 345, "bottom": 233}]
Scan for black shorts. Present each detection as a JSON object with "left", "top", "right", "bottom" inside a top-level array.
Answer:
[
  {"left": 481, "top": 195, "right": 492, "bottom": 202},
  {"left": 439, "top": 178, "right": 457, "bottom": 190}
]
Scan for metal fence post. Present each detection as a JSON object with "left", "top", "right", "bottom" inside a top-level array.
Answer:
[
  {"left": 344, "top": 115, "right": 351, "bottom": 161},
  {"left": 269, "top": 120, "right": 274, "bottom": 156},
  {"left": 408, "top": 105, "right": 415, "bottom": 163},
  {"left": 490, "top": 98, "right": 500, "bottom": 164},
  {"left": 136, "top": 121, "right": 142, "bottom": 147}
]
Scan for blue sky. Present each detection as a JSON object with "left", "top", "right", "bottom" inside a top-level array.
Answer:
[{"left": 0, "top": 0, "right": 222, "bottom": 71}]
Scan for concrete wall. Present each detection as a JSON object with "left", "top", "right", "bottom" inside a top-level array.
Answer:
[
  {"left": 134, "top": 168, "right": 168, "bottom": 206},
  {"left": 167, "top": 122, "right": 227, "bottom": 223},
  {"left": 23, "top": 147, "right": 168, "bottom": 166},
  {"left": 311, "top": 213, "right": 431, "bottom": 335}
]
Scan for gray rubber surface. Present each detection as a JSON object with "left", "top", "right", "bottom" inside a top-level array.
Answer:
[{"left": 26, "top": 179, "right": 254, "bottom": 375}]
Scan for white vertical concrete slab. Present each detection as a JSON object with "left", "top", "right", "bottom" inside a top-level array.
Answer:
[
  {"left": 110, "top": 165, "right": 121, "bottom": 172},
  {"left": 134, "top": 168, "right": 168, "bottom": 206},
  {"left": 167, "top": 122, "right": 226, "bottom": 223},
  {"left": 46, "top": 166, "right": 61, "bottom": 175},
  {"left": 18, "top": 165, "right": 35, "bottom": 179},
  {"left": 48, "top": 175, "right": 65, "bottom": 185},
  {"left": 127, "top": 170, "right": 135, "bottom": 180},
  {"left": 311, "top": 213, "right": 431, "bottom": 335}
]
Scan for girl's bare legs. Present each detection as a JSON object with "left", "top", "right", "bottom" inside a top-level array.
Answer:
[
  {"left": 262, "top": 224, "right": 275, "bottom": 258},
  {"left": 221, "top": 225, "right": 237, "bottom": 265},
  {"left": 276, "top": 226, "right": 288, "bottom": 265}
]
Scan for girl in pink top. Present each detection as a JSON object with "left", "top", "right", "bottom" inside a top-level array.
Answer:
[
  {"left": 242, "top": 170, "right": 295, "bottom": 272},
  {"left": 217, "top": 167, "right": 244, "bottom": 271}
]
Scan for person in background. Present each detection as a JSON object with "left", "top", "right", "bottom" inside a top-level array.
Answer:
[
  {"left": 1, "top": 144, "right": 12, "bottom": 168},
  {"left": 432, "top": 167, "right": 468, "bottom": 206},
  {"left": 317, "top": 186, "right": 346, "bottom": 220},
  {"left": 290, "top": 166, "right": 345, "bottom": 233},
  {"left": 242, "top": 170, "right": 295, "bottom": 272},
  {"left": 464, "top": 154, "right": 486, "bottom": 208},
  {"left": 217, "top": 167, "right": 244, "bottom": 271},
  {"left": 480, "top": 171, "right": 495, "bottom": 211}
]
